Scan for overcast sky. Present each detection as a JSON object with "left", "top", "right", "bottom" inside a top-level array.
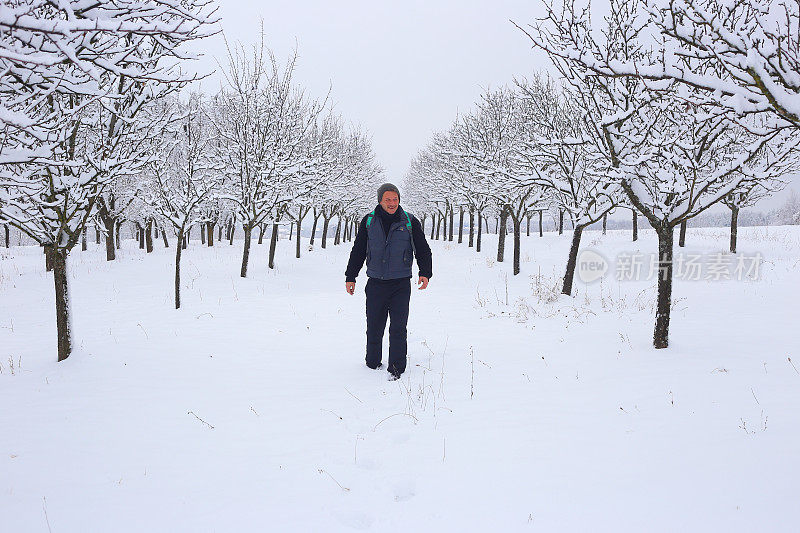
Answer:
[
  {"left": 189, "top": 0, "right": 796, "bottom": 212},
  {"left": 190, "top": 1, "right": 548, "bottom": 179}
]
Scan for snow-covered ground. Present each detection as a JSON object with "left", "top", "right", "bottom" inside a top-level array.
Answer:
[{"left": 1, "top": 226, "right": 799, "bottom": 532}]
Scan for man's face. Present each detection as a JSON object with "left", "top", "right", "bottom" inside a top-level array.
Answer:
[{"left": 380, "top": 191, "right": 399, "bottom": 214}]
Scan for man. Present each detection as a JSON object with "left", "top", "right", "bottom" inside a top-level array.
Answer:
[{"left": 345, "top": 183, "right": 432, "bottom": 381}]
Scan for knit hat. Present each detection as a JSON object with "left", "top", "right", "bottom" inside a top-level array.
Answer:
[{"left": 377, "top": 183, "right": 400, "bottom": 202}]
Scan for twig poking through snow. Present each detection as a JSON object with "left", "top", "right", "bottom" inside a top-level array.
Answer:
[
  {"left": 789, "top": 357, "right": 800, "bottom": 375},
  {"left": 318, "top": 469, "right": 350, "bottom": 492},
  {"left": 751, "top": 388, "right": 760, "bottom": 406},
  {"left": 321, "top": 409, "right": 343, "bottom": 420},
  {"left": 187, "top": 411, "right": 214, "bottom": 429},
  {"left": 470, "top": 346, "right": 474, "bottom": 400},
  {"left": 354, "top": 436, "right": 363, "bottom": 464},
  {"left": 373, "top": 413, "right": 419, "bottom": 432},
  {"left": 136, "top": 323, "right": 149, "bottom": 340},
  {"left": 422, "top": 340, "right": 435, "bottom": 356},
  {"left": 42, "top": 497, "right": 52, "bottom": 533},
  {"left": 344, "top": 387, "right": 362, "bottom": 404}
]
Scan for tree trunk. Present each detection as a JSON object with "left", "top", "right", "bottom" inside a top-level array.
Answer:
[
  {"left": 632, "top": 210, "right": 638, "bottom": 241},
  {"left": 138, "top": 223, "right": 145, "bottom": 249},
  {"left": 538, "top": 211, "right": 543, "bottom": 237},
  {"left": 51, "top": 247, "right": 71, "bottom": 361},
  {"left": 81, "top": 228, "right": 87, "bottom": 251},
  {"left": 258, "top": 224, "right": 265, "bottom": 245},
  {"left": 228, "top": 220, "right": 235, "bottom": 246},
  {"left": 3, "top": 224, "right": 8, "bottom": 248},
  {"left": 295, "top": 219, "right": 302, "bottom": 258},
  {"left": 115, "top": 222, "right": 121, "bottom": 250},
  {"left": 268, "top": 223, "right": 279, "bottom": 269},
  {"left": 289, "top": 221, "right": 294, "bottom": 241},
  {"left": 512, "top": 216, "right": 521, "bottom": 276},
  {"left": 526, "top": 214, "right": 531, "bottom": 237},
  {"left": 678, "top": 219, "right": 687, "bottom": 247},
  {"left": 497, "top": 208, "right": 508, "bottom": 262},
  {"left": 240, "top": 224, "right": 252, "bottom": 278},
  {"left": 207, "top": 222, "right": 215, "bottom": 247},
  {"left": 558, "top": 210, "right": 564, "bottom": 235},
  {"left": 175, "top": 228, "right": 184, "bottom": 309},
  {"left": 653, "top": 227, "right": 674, "bottom": 349},
  {"left": 448, "top": 208, "right": 454, "bottom": 241},
  {"left": 161, "top": 226, "right": 169, "bottom": 248},
  {"left": 430, "top": 213, "right": 435, "bottom": 239},
  {"left": 218, "top": 224, "right": 223, "bottom": 241},
  {"left": 145, "top": 220, "right": 154, "bottom": 253},
  {"left": 181, "top": 233, "right": 187, "bottom": 249},
  {"left": 562, "top": 225, "right": 584, "bottom": 296},
  {"left": 730, "top": 206, "right": 739, "bottom": 254},
  {"left": 468, "top": 209, "right": 475, "bottom": 248},
  {"left": 310, "top": 215, "right": 319, "bottom": 246},
  {"left": 45, "top": 245, "right": 54, "bottom": 272},
  {"left": 435, "top": 214, "right": 441, "bottom": 240},
  {"left": 334, "top": 217, "right": 342, "bottom": 245},
  {"left": 101, "top": 216, "right": 116, "bottom": 261},
  {"left": 476, "top": 212, "right": 483, "bottom": 253},
  {"left": 200, "top": 223, "right": 206, "bottom": 245},
  {"left": 321, "top": 217, "right": 330, "bottom": 249},
  {"left": 602, "top": 213, "right": 607, "bottom": 235},
  {"left": 421, "top": 215, "right": 426, "bottom": 233},
  {"left": 458, "top": 207, "right": 464, "bottom": 244}
]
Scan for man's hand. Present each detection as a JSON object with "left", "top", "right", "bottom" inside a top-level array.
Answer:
[
  {"left": 418, "top": 276, "right": 429, "bottom": 290},
  {"left": 345, "top": 281, "right": 356, "bottom": 295}
]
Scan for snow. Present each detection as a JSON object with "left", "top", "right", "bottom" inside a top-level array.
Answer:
[{"left": 1, "top": 226, "right": 800, "bottom": 531}]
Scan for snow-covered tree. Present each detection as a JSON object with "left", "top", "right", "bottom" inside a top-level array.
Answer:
[
  {"left": 721, "top": 132, "right": 789, "bottom": 253},
  {"left": 335, "top": 128, "right": 384, "bottom": 243},
  {"left": 211, "top": 38, "right": 324, "bottom": 277},
  {"left": 599, "top": 0, "right": 800, "bottom": 130},
  {"left": 144, "top": 95, "right": 221, "bottom": 309},
  {"left": 456, "top": 87, "right": 547, "bottom": 275},
  {"left": 514, "top": 75, "right": 620, "bottom": 293},
  {"left": 521, "top": 0, "right": 798, "bottom": 348},
  {"left": 287, "top": 112, "right": 343, "bottom": 258},
  {"left": 0, "top": 0, "right": 217, "bottom": 361}
]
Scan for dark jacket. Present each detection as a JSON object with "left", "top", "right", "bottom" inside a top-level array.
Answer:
[{"left": 345, "top": 205, "right": 432, "bottom": 282}]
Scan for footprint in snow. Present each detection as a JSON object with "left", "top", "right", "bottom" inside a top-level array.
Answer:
[
  {"left": 393, "top": 479, "right": 416, "bottom": 502},
  {"left": 332, "top": 509, "right": 374, "bottom": 530}
]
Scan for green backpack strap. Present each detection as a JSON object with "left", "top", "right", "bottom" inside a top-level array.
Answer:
[
  {"left": 401, "top": 208, "right": 416, "bottom": 257},
  {"left": 366, "top": 210, "right": 375, "bottom": 228}
]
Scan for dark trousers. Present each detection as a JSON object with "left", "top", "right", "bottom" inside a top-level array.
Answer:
[{"left": 365, "top": 277, "right": 411, "bottom": 375}]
